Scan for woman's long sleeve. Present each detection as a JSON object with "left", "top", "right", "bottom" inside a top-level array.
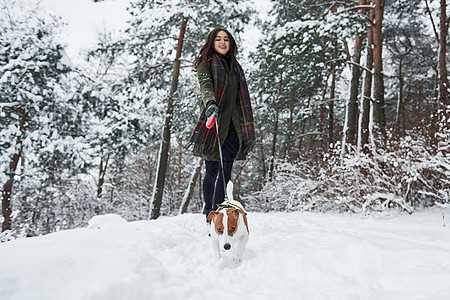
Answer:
[{"left": 197, "top": 63, "right": 215, "bottom": 107}]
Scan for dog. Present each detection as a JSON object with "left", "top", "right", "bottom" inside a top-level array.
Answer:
[{"left": 206, "top": 181, "right": 249, "bottom": 263}]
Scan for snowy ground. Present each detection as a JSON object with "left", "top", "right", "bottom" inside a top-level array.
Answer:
[{"left": 2, "top": 209, "right": 450, "bottom": 300}]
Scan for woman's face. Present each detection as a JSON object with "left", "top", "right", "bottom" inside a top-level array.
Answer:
[{"left": 213, "top": 30, "right": 230, "bottom": 55}]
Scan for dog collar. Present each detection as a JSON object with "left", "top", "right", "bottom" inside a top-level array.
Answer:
[{"left": 217, "top": 201, "right": 236, "bottom": 209}]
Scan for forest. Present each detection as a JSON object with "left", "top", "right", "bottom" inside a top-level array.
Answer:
[{"left": 1, "top": 0, "right": 449, "bottom": 240}]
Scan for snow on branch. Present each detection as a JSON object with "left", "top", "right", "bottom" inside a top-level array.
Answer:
[
  {"left": 274, "top": 20, "right": 319, "bottom": 40},
  {"left": 346, "top": 60, "right": 373, "bottom": 74},
  {"left": 336, "top": 5, "right": 374, "bottom": 14}
]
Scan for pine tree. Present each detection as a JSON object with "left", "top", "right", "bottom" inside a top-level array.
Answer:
[
  {"left": 250, "top": 0, "right": 361, "bottom": 174},
  {"left": 0, "top": 1, "right": 76, "bottom": 233},
  {"left": 384, "top": 0, "right": 436, "bottom": 132}
]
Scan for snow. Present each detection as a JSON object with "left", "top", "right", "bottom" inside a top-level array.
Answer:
[
  {"left": 241, "top": 0, "right": 272, "bottom": 55},
  {"left": 88, "top": 214, "right": 127, "bottom": 229},
  {"left": 274, "top": 20, "right": 319, "bottom": 40},
  {"left": 2, "top": 209, "right": 450, "bottom": 299},
  {"left": 2, "top": 1, "right": 449, "bottom": 298}
]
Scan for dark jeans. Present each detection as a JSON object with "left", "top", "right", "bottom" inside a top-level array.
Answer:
[{"left": 203, "top": 125, "right": 239, "bottom": 217}]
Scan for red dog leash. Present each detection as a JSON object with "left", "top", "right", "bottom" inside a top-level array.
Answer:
[{"left": 206, "top": 115, "right": 228, "bottom": 206}]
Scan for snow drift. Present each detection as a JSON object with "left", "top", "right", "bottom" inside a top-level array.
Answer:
[{"left": 1, "top": 209, "right": 450, "bottom": 299}]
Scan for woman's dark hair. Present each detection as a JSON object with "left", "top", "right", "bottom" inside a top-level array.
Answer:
[{"left": 193, "top": 27, "right": 238, "bottom": 70}]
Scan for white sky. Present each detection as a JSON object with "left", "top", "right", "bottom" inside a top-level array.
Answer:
[
  {"left": 40, "top": 0, "right": 273, "bottom": 64},
  {"left": 41, "top": 0, "right": 132, "bottom": 61}
]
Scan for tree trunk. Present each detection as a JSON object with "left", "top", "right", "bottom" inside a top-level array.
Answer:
[
  {"left": 395, "top": 59, "right": 406, "bottom": 133},
  {"left": 178, "top": 158, "right": 203, "bottom": 215},
  {"left": 372, "top": 0, "right": 386, "bottom": 136},
  {"left": 319, "top": 73, "right": 330, "bottom": 150},
  {"left": 177, "top": 138, "right": 183, "bottom": 190},
  {"left": 438, "top": 0, "right": 449, "bottom": 125},
  {"left": 234, "top": 159, "right": 249, "bottom": 205},
  {"left": 348, "top": 0, "right": 368, "bottom": 145},
  {"left": 257, "top": 123, "right": 266, "bottom": 184},
  {"left": 2, "top": 110, "right": 26, "bottom": 232},
  {"left": 269, "top": 72, "right": 283, "bottom": 181},
  {"left": 251, "top": 94, "right": 266, "bottom": 188},
  {"left": 95, "top": 153, "right": 110, "bottom": 214},
  {"left": 348, "top": 17, "right": 364, "bottom": 144},
  {"left": 268, "top": 108, "right": 279, "bottom": 181},
  {"left": 360, "top": 7, "right": 374, "bottom": 149},
  {"left": 287, "top": 100, "right": 294, "bottom": 160},
  {"left": 298, "top": 92, "right": 312, "bottom": 155},
  {"left": 328, "top": 40, "right": 338, "bottom": 147},
  {"left": 96, "top": 154, "right": 110, "bottom": 199},
  {"left": 150, "top": 17, "right": 188, "bottom": 220}
]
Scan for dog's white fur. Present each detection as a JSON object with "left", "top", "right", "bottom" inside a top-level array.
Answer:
[{"left": 207, "top": 181, "right": 249, "bottom": 263}]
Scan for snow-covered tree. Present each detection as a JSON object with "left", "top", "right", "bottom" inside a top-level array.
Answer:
[
  {"left": 249, "top": 0, "right": 362, "bottom": 183},
  {"left": 0, "top": 0, "right": 89, "bottom": 235}
]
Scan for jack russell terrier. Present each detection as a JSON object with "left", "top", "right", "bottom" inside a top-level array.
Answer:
[{"left": 206, "top": 181, "right": 249, "bottom": 263}]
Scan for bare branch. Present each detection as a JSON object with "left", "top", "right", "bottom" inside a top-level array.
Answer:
[
  {"left": 346, "top": 60, "right": 373, "bottom": 74},
  {"left": 424, "top": 0, "right": 440, "bottom": 43}
]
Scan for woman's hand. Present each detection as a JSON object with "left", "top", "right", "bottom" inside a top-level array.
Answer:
[{"left": 205, "top": 101, "right": 219, "bottom": 120}]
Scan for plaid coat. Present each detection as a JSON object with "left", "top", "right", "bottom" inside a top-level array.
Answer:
[{"left": 185, "top": 55, "right": 255, "bottom": 160}]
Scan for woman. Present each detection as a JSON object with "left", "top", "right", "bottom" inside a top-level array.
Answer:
[{"left": 186, "top": 27, "right": 255, "bottom": 217}]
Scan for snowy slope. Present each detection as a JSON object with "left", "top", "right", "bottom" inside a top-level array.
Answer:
[{"left": 2, "top": 210, "right": 450, "bottom": 300}]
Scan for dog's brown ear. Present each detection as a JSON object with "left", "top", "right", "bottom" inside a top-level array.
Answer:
[
  {"left": 236, "top": 208, "right": 247, "bottom": 216},
  {"left": 206, "top": 211, "right": 217, "bottom": 223},
  {"left": 235, "top": 208, "right": 249, "bottom": 234}
]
